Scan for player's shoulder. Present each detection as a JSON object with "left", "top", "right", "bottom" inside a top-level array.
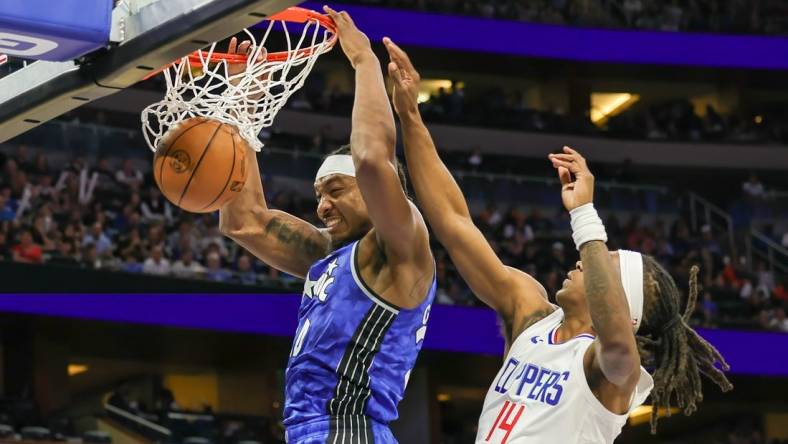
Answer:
[
  {"left": 505, "top": 266, "right": 549, "bottom": 301},
  {"left": 507, "top": 300, "right": 559, "bottom": 348}
]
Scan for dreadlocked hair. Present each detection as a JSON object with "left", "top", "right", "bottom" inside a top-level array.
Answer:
[{"left": 636, "top": 256, "right": 734, "bottom": 434}]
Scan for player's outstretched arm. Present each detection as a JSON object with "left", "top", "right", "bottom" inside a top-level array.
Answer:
[
  {"left": 383, "top": 38, "right": 550, "bottom": 326},
  {"left": 549, "top": 147, "right": 640, "bottom": 390},
  {"left": 325, "top": 7, "right": 430, "bottom": 270},
  {"left": 219, "top": 149, "right": 329, "bottom": 279}
]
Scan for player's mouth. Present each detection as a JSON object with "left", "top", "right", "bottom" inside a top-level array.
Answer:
[{"left": 325, "top": 216, "right": 342, "bottom": 230}]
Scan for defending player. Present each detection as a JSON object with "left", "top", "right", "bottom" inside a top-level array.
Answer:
[
  {"left": 220, "top": 10, "right": 435, "bottom": 443},
  {"left": 383, "top": 38, "right": 732, "bottom": 442}
]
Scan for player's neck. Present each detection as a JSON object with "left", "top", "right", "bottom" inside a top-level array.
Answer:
[{"left": 557, "top": 304, "right": 593, "bottom": 343}]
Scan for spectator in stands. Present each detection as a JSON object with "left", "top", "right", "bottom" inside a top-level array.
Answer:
[
  {"left": 141, "top": 186, "right": 173, "bottom": 223},
  {"left": 700, "top": 291, "right": 719, "bottom": 327},
  {"left": 0, "top": 194, "right": 14, "bottom": 222},
  {"left": 467, "top": 148, "right": 483, "bottom": 171},
  {"left": 14, "top": 145, "right": 33, "bottom": 173},
  {"left": 199, "top": 225, "right": 229, "bottom": 258},
  {"left": 93, "top": 157, "right": 118, "bottom": 193},
  {"left": 204, "top": 252, "right": 231, "bottom": 282},
  {"left": 739, "top": 278, "right": 754, "bottom": 303},
  {"left": 120, "top": 250, "right": 143, "bottom": 274},
  {"left": 82, "top": 222, "right": 112, "bottom": 255},
  {"left": 81, "top": 244, "right": 100, "bottom": 270},
  {"left": 30, "top": 152, "right": 51, "bottom": 179},
  {"left": 769, "top": 308, "right": 788, "bottom": 332},
  {"left": 235, "top": 254, "right": 257, "bottom": 286},
  {"left": 48, "top": 240, "right": 79, "bottom": 267},
  {"left": 31, "top": 215, "right": 56, "bottom": 252},
  {"left": 168, "top": 220, "right": 199, "bottom": 258},
  {"left": 773, "top": 276, "right": 788, "bottom": 304},
  {"left": 146, "top": 224, "right": 166, "bottom": 251},
  {"left": 11, "top": 228, "right": 43, "bottom": 264},
  {"left": 171, "top": 249, "right": 205, "bottom": 279},
  {"left": 115, "top": 159, "right": 144, "bottom": 190},
  {"left": 117, "top": 228, "right": 146, "bottom": 262},
  {"left": 755, "top": 261, "right": 775, "bottom": 294},
  {"left": 142, "top": 245, "right": 171, "bottom": 276},
  {"left": 0, "top": 230, "right": 10, "bottom": 262},
  {"left": 742, "top": 173, "right": 766, "bottom": 199}
]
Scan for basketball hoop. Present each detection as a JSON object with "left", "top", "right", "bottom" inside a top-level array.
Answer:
[{"left": 141, "top": 7, "right": 336, "bottom": 153}]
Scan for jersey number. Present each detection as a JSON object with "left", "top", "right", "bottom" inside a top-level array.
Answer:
[
  {"left": 484, "top": 400, "right": 525, "bottom": 444},
  {"left": 292, "top": 318, "right": 311, "bottom": 357}
]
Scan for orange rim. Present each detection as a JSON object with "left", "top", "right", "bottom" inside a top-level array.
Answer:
[
  {"left": 143, "top": 7, "right": 336, "bottom": 80},
  {"left": 187, "top": 7, "right": 336, "bottom": 65}
]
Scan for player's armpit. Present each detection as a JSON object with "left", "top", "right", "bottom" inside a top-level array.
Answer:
[{"left": 354, "top": 152, "right": 427, "bottom": 263}]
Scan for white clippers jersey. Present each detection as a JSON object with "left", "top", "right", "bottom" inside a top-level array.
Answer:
[{"left": 476, "top": 308, "right": 653, "bottom": 444}]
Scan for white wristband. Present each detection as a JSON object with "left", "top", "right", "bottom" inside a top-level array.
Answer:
[{"left": 570, "top": 203, "right": 607, "bottom": 250}]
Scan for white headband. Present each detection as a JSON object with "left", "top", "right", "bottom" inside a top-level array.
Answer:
[
  {"left": 316, "top": 155, "right": 356, "bottom": 182},
  {"left": 618, "top": 249, "right": 644, "bottom": 332}
]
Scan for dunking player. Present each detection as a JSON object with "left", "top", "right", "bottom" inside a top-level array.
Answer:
[
  {"left": 383, "top": 38, "right": 733, "bottom": 442},
  {"left": 220, "top": 9, "right": 435, "bottom": 443}
]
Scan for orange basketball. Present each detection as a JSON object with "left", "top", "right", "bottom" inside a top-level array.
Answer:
[{"left": 153, "top": 117, "right": 248, "bottom": 213}]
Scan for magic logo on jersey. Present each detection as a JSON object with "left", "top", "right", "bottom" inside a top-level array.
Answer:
[
  {"left": 303, "top": 258, "right": 338, "bottom": 302},
  {"left": 493, "top": 357, "right": 570, "bottom": 406}
]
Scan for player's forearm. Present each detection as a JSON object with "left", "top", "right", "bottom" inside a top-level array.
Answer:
[
  {"left": 219, "top": 151, "right": 328, "bottom": 275},
  {"left": 399, "top": 111, "right": 472, "bottom": 230},
  {"left": 219, "top": 149, "right": 268, "bottom": 235},
  {"left": 349, "top": 55, "right": 396, "bottom": 165},
  {"left": 579, "top": 241, "right": 638, "bottom": 382},
  {"left": 230, "top": 209, "right": 328, "bottom": 278}
]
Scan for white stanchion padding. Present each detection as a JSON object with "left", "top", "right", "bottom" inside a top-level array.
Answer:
[
  {"left": 618, "top": 249, "right": 644, "bottom": 332},
  {"left": 569, "top": 203, "right": 607, "bottom": 250}
]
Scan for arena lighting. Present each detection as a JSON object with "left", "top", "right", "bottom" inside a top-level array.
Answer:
[
  {"left": 628, "top": 405, "right": 679, "bottom": 426},
  {"left": 415, "top": 79, "right": 456, "bottom": 104},
  {"left": 590, "top": 93, "right": 640, "bottom": 125},
  {"left": 67, "top": 364, "right": 88, "bottom": 376}
]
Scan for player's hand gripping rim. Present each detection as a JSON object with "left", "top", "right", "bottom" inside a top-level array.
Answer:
[{"left": 323, "top": 5, "right": 375, "bottom": 69}]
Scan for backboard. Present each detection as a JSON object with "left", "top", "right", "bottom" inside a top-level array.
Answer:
[{"left": 0, "top": 0, "right": 300, "bottom": 144}]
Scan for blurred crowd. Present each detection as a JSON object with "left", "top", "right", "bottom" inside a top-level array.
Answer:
[
  {"left": 0, "top": 144, "right": 297, "bottom": 288},
  {"left": 337, "top": 0, "right": 788, "bottom": 35},
  {"left": 1, "top": 135, "right": 786, "bottom": 332},
  {"left": 292, "top": 78, "right": 788, "bottom": 145}
]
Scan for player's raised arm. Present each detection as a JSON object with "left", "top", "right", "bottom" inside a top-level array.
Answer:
[
  {"left": 324, "top": 7, "right": 429, "bottom": 265},
  {"left": 219, "top": 39, "right": 329, "bottom": 278},
  {"left": 383, "top": 38, "right": 550, "bottom": 327},
  {"left": 549, "top": 147, "right": 640, "bottom": 388},
  {"left": 219, "top": 149, "right": 329, "bottom": 279}
]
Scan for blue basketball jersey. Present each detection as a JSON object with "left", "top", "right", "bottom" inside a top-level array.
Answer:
[{"left": 284, "top": 239, "right": 436, "bottom": 434}]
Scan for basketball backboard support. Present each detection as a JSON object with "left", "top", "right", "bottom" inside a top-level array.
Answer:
[{"left": 0, "top": 0, "right": 299, "bottom": 144}]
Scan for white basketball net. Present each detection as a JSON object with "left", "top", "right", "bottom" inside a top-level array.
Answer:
[{"left": 141, "top": 17, "right": 335, "bottom": 152}]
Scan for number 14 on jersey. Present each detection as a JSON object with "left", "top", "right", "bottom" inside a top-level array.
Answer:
[{"left": 484, "top": 400, "right": 525, "bottom": 444}]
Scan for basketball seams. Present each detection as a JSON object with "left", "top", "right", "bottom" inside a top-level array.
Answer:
[
  {"left": 177, "top": 123, "right": 224, "bottom": 208},
  {"left": 156, "top": 118, "right": 210, "bottom": 194},
  {"left": 199, "top": 125, "right": 239, "bottom": 211}
]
